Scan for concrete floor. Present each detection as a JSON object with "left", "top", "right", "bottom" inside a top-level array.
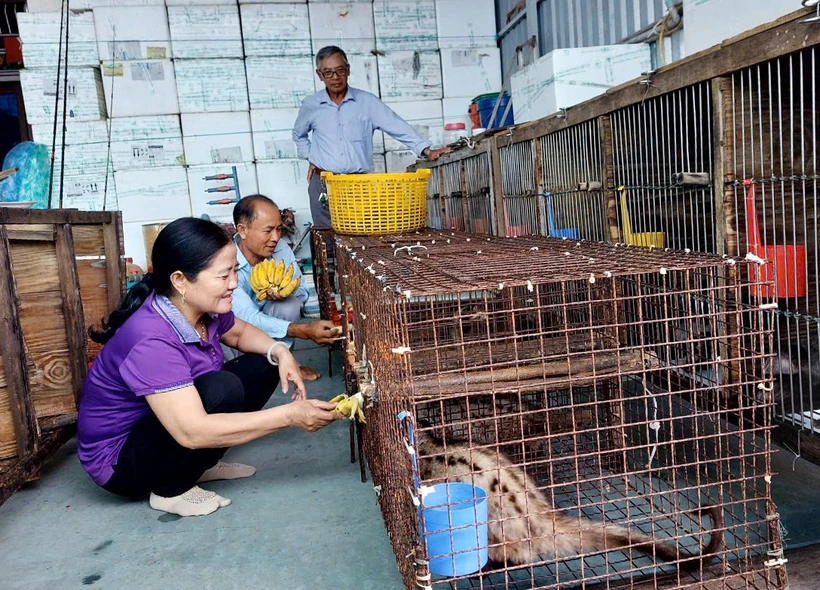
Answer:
[{"left": 2, "top": 342, "right": 820, "bottom": 589}]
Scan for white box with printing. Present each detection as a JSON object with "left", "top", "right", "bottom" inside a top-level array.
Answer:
[
  {"left": 116, "top": 166, "right": 191, "bottom": 223},
  {"left": 20, "top": 67, "right": 107, "bottom": 125},
  {"left": 374, "top": 0, "right": 437, "bottom": 51},
  {"left": 102, "top": 60, "right": 180, "bottom": 117},
  {"left": 94, "top": 6, "right": 171, "bottom": 62},
  {"left": 17, "top": 11, "right": 98, "bottom": 68},
  {"left": 378, "top": 50, "right": 442, "bottom": 102},
  {"left": 175, "top": 59, "right": 249, "bottom": 113},
  {"left": 187, "top": 162, "right": 258, "bottom": 223},
  {"left": 309, "top": 3, "right": 375, "bottom": 54},
  {"left": 511, "top": 44, "right": 652, "bottom": 124},
  {"left": 382, "top": 100, "right": 443, "bottom": 152},
  {"left": 30, "top": 120, "right": 110, "bottom": 176},
  {"left": 435, "top": 0, "right": 496, "bottom": 48},
  {"left": 440, "top": 47, "right": 502, "bottom": 98},
  {"left": 246, "top": 56, "right": 315, "bottom": 110},
  {"left": 256, "top": 159, "right": 310, "bottom": 213},
  {"left": 168, "top": 5, "right": 243, "bottom": 59},
  {"left": 385, "top": 150, "right": 417, "bottom": 173},
  {"left": 109, "top": 115, "right": 185, "bottom": 170},
  {"left": 241, "top": 4, "right": 311, "bottom": 57},
  {"left": 182, "top": 111, "right": 255, "bottom": 165},
  {"left": 251, "top": 108, "right": 300, "bottom": 161},
  {"left": 49, "top": 172, "right": 117, "bottom": 212}
]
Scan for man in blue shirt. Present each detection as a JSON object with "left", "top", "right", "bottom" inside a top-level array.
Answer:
[
  {"left": 230, "top": 195, "right": 336, "bottom": 380},
  {"left": 292, "top": 45, "right": 450, "bottom": 227}
]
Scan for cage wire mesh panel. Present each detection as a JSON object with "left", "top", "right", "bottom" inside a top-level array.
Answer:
[
  {"left": 442, "top": 161, "right": 466, "bottom": 231},
  {"left": 539, "top": 120, "right": 610, "bottom": 242},
  {"left": 501, "top": 140, "right": 540, "bottom": 236},
  {"left": 610, "top": 82, "right": 716, "bottom": 252},
  {"left": 724, "top": 47, "right": 820, "bottom": 436},
  {"left": 464, "top": 154, "right": 494, "bottom": 234},
  {"left": 336, "top": 231, "right": 785, "bottom": 590}
]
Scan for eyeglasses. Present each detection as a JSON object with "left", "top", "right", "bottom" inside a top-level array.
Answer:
[{"left": 318, "top": 66, "right": 349, "bottom": 79}]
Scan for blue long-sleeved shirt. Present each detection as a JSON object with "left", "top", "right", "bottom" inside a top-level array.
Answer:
[
  {"left": 292, "top": 87, "right": 432, "bottom": 173},
  {"left": 231, "top": 236, "right": 309, "bottom": 340}
]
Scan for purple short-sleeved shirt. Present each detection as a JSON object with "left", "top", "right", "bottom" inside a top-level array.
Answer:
[{"left": 78, "top": 292, "right": 236, "bottom": 486}]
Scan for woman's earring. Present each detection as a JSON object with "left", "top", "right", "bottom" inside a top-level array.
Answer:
[{"left": 181, "top": 291, "right": 186, "bottom": 305}]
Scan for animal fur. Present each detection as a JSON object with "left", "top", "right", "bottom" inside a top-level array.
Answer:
[{"left": 417, "top": 433, "right": 723, "bottom": 570}]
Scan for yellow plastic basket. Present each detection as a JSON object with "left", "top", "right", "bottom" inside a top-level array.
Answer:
[{"left": 322, "top": 169, "right": 432, "bottom": 235}]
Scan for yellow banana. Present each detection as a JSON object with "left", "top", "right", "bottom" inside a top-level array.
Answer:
[
  {"left": 261, "top": 258, "right": 274, "bottom": 286},
  {"left": 273, "top": 259, "right": 285, "bottom": 285},
  {"left": 280, "top": 262, "right": 295, "bottom": 288},
  {"left": 249, "top": 263, "right": 266, "bottom": 293},
  {"left": 278, "top": 276, "right": 301, "bottom": 298}
]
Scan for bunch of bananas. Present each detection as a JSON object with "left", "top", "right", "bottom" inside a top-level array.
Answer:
[
  {"left": 329, "top": 392, "right": 366, "bottom": 423},
  {"left": 249, "top": 259, "right": 301, "bottom": 302}
]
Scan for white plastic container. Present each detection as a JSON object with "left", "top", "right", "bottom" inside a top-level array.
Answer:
[{"left": 443, "top": 122, "right": 466, "bottom": 144}]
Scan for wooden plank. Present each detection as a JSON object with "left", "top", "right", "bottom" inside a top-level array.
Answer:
[
  {"left": 489, "top": 140, "right": 505, "bottom": 237},
  {"left": 71, "top": 224, "right": 106, "bottom": 257},
  {"left": 39, "top": 413, "right": 77, "bottom": 432},
  {"left": 55, "top": 224, "right": 88, "bottom": 407},
  {"left": 498, "top": 8, "right": 818, "bottom": 146},
  {"left": 77, "top": 260, "right": 108, "bottom": 363},
  {"left": 0, "top": 425, "right": 75, "bottom": 507},
  {"left": 0, "top": 385, "right": 17, "bottom": 460},
  {"left": 7, "top": 242, "right": 61, "bottom": 296},
  {"left": 0, "top": 226, "right": 37, "bottom": 458},
  {"left": 0, "top": 209, "right": 112, "bottom": 226},
  {"left": 598, "top": 115, "right": 620, "bottom": 242},
  {"left": 102, "top": 215, "right": 125, "bottom": 313},
  {"left": 4, "top": 224, "right": 55, "bottom": 241},
  {"left": 711, "top": 77, "right": 731, "bottom": 256}
]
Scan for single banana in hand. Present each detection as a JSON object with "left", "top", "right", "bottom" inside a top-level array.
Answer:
[
  {"left": 278, "top": 276, "right": 301, "bottom": 298},
  {"left": 280, "top": 262, "right": 295, "bottom": 289},
  {"left": 273, "top": 259, "right": 285, "bottom": 286}
]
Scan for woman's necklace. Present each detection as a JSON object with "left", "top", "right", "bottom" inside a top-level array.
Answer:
[{"left": 196, "top": 318, "right": 207, "bottom": 341}]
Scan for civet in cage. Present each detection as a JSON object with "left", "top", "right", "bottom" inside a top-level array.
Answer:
[{"left": 336, "top": 231, "right": 785, "bottom": 590}]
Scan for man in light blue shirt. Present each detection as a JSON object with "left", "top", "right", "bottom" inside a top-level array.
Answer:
[
  {"left": 292, "top": 45, "right": 450, "bottom": 227},
  {"left": 229, "top": 195, "right": 336, "bottom": 380}
]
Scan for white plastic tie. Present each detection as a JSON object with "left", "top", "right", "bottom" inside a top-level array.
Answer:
[
  {"left": 588, "top": 273, "right": 596, "bottom": 284},
  {"left": 758, "top": 382, "right": 773, "bottom": 392},
  {"left": 530, "top": 246, "right": 539, "bottom": 251},
  {"left": 403, "top": 290, "right": 412, "bottom": 299},
  {"left": 759, "top": 302, "right": 779, "bottom": 310},
  {"left": 746, "top": 252, "right": 766, "bottom": 265},
  {"left": 419, "top": 485, "right": 435, "bottom": 500},
  {"left": 764, "top": 558, "right": 788, "bottom": 568},
  {"left": 526, "top": 280, "right": 534, "bottom": 292},
  {"left": 604, "top": 271, "right": 612, "bottom": 278},
  {"left": 659, "top": 267, "right": 667, "bottom": 275},
  {"left": 684, "top": 248, "right": 691, "bottom": 254},
  {"left": 392, "top": 346, "right": 412, "bottom": 355},
  {"left": 360, "top": 312, "right": 367, "bottom": 320},
  {"left": 498, "top": 282, "right": 504, "bottom": 290}
]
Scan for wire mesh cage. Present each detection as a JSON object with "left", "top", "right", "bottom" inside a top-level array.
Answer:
[
  {"left": 464, "top": 154, "right": 494, "bottom": 235},
  {"left": 336, "top": 231, "right": 784, "bottom": 590},
  {"left": 427, "top": 166, "right": 443, "bottom": 230},
  {"left": 723, "top": 47, "right": 819, "bottom": 435},
  {"left": 501, "top": 140, "right": 539, "bottom": 236}
]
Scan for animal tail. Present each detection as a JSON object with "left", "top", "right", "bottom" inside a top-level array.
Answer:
[{"left": 571, "top": 505, "right": 724, "bottom": 571}]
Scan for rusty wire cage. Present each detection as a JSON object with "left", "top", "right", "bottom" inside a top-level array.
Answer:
[
  {"left": 722, "top": 47, "right": 820, "bottom": 442},
  {"left": 337, "top": 231, "right": 784, "bottom": 590},
  {"left": 427, "top": 166, "right": 443, "bottom": 230},
  {"left": 464, "top": 153, "right": 494, "bottom": 235},
  {"left": 500, "top": 140, "right": 539, "bottom": 237}
]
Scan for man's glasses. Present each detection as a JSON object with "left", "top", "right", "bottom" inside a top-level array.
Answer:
[{"left": 319, "top": 66, "right": 349, "bottom": 79}]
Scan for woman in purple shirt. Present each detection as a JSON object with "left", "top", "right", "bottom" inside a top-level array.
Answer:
[{"left": 78, "top": 217, "right": 342, "bottom": 517}]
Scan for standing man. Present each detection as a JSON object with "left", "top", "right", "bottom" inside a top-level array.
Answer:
[
  {"left": 292, "top": 45, "right": 451, "bottom": 227},
  {"left": 230, "top": 195, "right": 336, "bottom": 380}
]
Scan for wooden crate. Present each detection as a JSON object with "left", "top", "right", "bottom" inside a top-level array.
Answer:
[{"left": 0, "top": 208, "right": 124, "bottom": 505}]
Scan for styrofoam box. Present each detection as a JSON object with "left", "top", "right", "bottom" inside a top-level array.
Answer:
[
  {"left": 50, "top": 172, "right": 117, "bottom": 213},
  {"left": 383, "top": 100, "right": 443, "bottom": 152},
  {"left": 109, "top": 115, "right": 185, "bottom": 170},
  {"left": 168, "top": 6, "right": 243, "bottom": 59},
  {"left": 256, "top": 160, "right": 310, "bottom": 213},
  {"left": 374, "top": 0, "right": 437, "bottom": 51},
  {"left": 239, "top": 0, "right": 306, "bottom": 3},
  {"left": 30, "top": 120, "right": 110, "bottom": 176},
  {"left": 372, "top": 153, "right": 386, "bottom": 173},
  {"left": 511, "top": 44, "right": 652, "bottom": 124},
  {"left": 312, "top": 53, "right": 379, "bottom": 97},
  {"left": 246, "top": 56, "right": 316, "bottom": 110},
  {"left": 102, "top": 60, "right": 180, "bottom": 118},
  {"left": 442, "top": 97, "right": 473, "bottom": 132},
  {"left": 441, "top": 47, "right": 502, "bottom": 98},
  {"left": 122, "top": 218, "right": 177, "bottom": 272},
  {"left": 240, "top": 4, "right": 311, "bottom": 57},
  {"left": 116, "top": 166, "right": 191, "bottom": 223},
  {"left": 175, "top": 59, "right": 249, "bottom": 113},
  {"left": 373, "top": 130, "right": 385, "bottom": 154},
  {"left": 435, "top": 0, "right": 496, "bottom": 49},
  {"left": 385, "top": 150, "right": 417, "bottom": 173},
  {"left": 28, "top": 0, "right": 164, "bottom": 9},
  {"left": 682, "top": 0, "right": 794, "bottom": 55},
  {"left": 94, "top": 6, "right": 171, "bottom": 62},
  {"left": 187, "top": 162, "right": 258, "bottom": 222},
  {"left": 20, "top": 67, "right": 107, "bottom": 125},
  {"left": 182, "top": 112, "right": 255, "bottom": 165},
  {"left": 251, "top": 108, "right": 300, "bottom": 160},
  {"left": 309, "top": 3, "right": 375, "bottom": 54},
  {"left": 17, "top": 12, "right": 98, "bottom": 68},
  {"left": 378, "top": 50, "right": 442, "bottom": 102},
  {"left": 166, "top": 0, "right": 236, "bottom": 4}
]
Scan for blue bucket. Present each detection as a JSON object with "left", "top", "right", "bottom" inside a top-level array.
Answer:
[
  {"left": 422, "top": 483, "right": 488, "bottom": 577},
  {"left": 475, "top": 93, "right": 514, "bottom": 129}
]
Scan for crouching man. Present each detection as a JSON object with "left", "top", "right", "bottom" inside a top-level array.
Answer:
[{"left": 229, "top": 194, "right": 336, "bottom": 380}]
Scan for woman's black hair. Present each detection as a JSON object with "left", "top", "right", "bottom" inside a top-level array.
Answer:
[{"left": 90, "top": 217, "right": 231, "bottom": 344}]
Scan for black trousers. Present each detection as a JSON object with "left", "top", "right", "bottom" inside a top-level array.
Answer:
[{"left": 104, "top": 354, "right": 279, "bottom": 498}]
